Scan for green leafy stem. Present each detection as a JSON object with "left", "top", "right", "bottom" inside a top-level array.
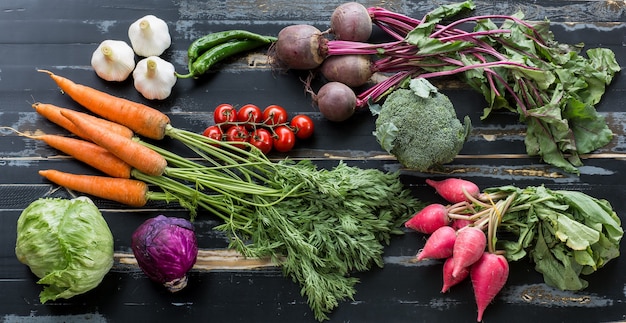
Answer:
[
  {"left": 328, "top": 0, "right": 621, "bottom": 173},
  {"left": 446, "top": 185, "right": 623, "bottom": 291}
]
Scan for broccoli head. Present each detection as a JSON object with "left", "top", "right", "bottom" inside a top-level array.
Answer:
[{"left": 373, "top": 78, "right": 471, "bottom": 171}]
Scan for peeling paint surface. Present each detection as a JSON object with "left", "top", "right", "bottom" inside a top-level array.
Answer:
[
  {"left": 503, "top": 284, "right": 613, "bottom": 308},
  {"left": 3, "top": 314, "right": 108, "bottom": 323},
  {"left": 0, "top": 1, "right": 625, "bottom": 322}
]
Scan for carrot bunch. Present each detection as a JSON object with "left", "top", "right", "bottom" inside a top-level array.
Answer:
[{"left": 31, "top": 70, "right": 297, "bottom": 222}]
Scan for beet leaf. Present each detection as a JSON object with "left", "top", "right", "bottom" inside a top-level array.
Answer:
[{"left": 365, "top": 1, "right": 621, "bottom": 173}]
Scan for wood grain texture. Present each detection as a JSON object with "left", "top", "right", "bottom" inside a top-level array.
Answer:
[{"left": 1, "top": 1, "right": 625, "bottom": 322}]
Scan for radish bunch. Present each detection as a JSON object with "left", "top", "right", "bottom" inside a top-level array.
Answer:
[
  {"left": 406, "top": 177, "right": 510, "bottom": 322},
  {"left": 405, "top": 177, "right": 622, "bottom": 321}
]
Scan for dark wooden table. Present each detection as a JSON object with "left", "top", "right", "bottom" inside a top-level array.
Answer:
[{"left": 1, "top": 1, "right": 625, "bottom": 322}]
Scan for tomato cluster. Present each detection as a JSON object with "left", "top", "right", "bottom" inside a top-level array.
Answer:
[{"left": 202, "top": 103, "right": 314, "bottom": 154}]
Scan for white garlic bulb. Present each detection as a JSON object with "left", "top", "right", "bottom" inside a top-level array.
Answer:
[
  {"left": 133, "top": 56, "right": 177, "bottom": 100},
  {"left": 128, "top": 15, "right": 171, "bottom": 57},
  {"left": 91, "top": 40, "right": 136, "bottom": 82}
]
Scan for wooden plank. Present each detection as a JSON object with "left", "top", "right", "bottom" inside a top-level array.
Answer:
[{"left": 1, "top": 0, "right": 625, "bottom": 322}]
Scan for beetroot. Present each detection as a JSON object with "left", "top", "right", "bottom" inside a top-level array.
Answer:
[
  {"left": 416, "top": 226, "right": 456, "bottom": 261},
  {"left": 451, "top": 226, "right": 486, "bottom": 278},
  {"left": 471, "top": 252, "right": 509, "bottom": 322},
  {"left": 330, "top": 2, "right": 373, "bottom": 41},
  {"left": 441, "top": 257, "right": 469, "bottom": 293},
  {"left": 320, "top": 54, "right": 373, "bottom": 87},
  {"left": 314, "top": 81, "right": 357, "bottom": 122},
  {"left": 426, "top": 178, "right": 480, "bottom": 203},
  {"left": 274, "top": 24, "right": 327, "bottom": 70},
  {"left": 404, "top": 203, "right": 450, "bottom": 234}
]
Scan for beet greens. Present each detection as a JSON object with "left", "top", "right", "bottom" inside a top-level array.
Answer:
[
  {"left": 276, "top": 0, "right": 620, "bottom": 173},
  {"left": 364, "top": 1, "right": 620, "bottom": 173}
]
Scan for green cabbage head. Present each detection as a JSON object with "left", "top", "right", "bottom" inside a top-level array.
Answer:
[{"left": 15, "top": 196, "right": 114, "bottom": 303}]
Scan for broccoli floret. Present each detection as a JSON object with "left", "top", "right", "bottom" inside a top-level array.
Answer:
[{"left": 373, "top": 78, "right": 471, "bottom": 171}]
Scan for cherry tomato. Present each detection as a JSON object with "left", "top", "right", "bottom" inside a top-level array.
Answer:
[
  {"left": 289, "top": 114, "right": 314, "bottom": 139},
  {"left": 273, "top": 125, "right": 296, "bottom": 152},
  {"left": 213, "top": 103, "right": 238, "bottom": 126},
  {"left": 237, "top": 104, "right": 263, "bottom": 127},
  {"left": 224, "top": 125, "right": 249, "bottom": 149},
  {"left": 249, "top": 128, "right": 273, "bottom": 154},
  {"left": 202, "top": 125, "right": 223, "bottom": 145},
  {"left": 263, "top": 105, "right": 288, "bottom": 125}
]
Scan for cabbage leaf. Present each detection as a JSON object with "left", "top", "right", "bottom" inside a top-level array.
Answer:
[{"left": 15, "top": 197, "right": 114, "bottom": 303}]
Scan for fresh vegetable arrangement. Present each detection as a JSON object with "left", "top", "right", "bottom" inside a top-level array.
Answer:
[
  {"left": 15, "top": 197, "right": 114, "bottom": 303},
  {"left": 27, "top": 70, "right": 421, "bottom": 320},
  {"left": 91, "top": 15, "right": 276, "bottom": 100},
  {"left": 272, "top": 0, "right": 620, "bottom": 173},
  {"left": 6, "top": 1, "right": 623, "bottom": 322},
  {"left": 202, "top": 103, "right": 314, "bottom": 154},
  {"left": 406, "top": 177, "right": 623, "bottom": 321},
  {"left": 87, "top": 18, "right": 302, "bottom": 155}
]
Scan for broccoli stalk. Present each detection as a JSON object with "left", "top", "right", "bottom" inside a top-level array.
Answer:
[{"left": 372, "top": 78, "right": 471, "bottom": 171}]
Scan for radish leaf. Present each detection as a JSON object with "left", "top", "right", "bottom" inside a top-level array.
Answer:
[
  {"left": 467, "top": 185, "right": 624, "bottom": 291},
  {"left": 531, "top": 224, "right": 588, "bottom": 290}
]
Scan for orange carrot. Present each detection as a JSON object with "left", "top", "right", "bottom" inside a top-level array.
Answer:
[
  {"left": 32, "top": 102, "right": 134, "bottom": 140},
  {"left": 39, "top": 169, "right": 149, "bottom": 207},
  {"left": 38, "top": 70, "right": 170, "bottom": 140},
  {"left": 60, "top": 109, "right": 168, "bottom": 177},
  {"left": 32, "top": 133, "right": 132, "bottom": 178}
]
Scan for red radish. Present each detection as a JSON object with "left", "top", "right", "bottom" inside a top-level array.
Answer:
[
  {"left": 404, "top": 203, "right": 450, "bottom": 234},
  {"left": 274, "top": 24, "right": 328, "bottom": 70},
  {"left": 416, "top": 226, "right": 456, "bottom": 261},
  {"left": 471, "top": 252, "right": 509, "bottom": 322},
  {"left": 425, "top": 178, "right": 480, "bottom": 203},
  {"left": 320, "top": 55, "right": 373, "bottom": 87},
  {"left": 314, "top": 81, "right": 357, "bottom": 122},
  {"left": 330, "top": 2, "right": 373, "bottom": 41},
  {"left": 451, "top": 226, "right": 486, "bottom": 278},
  {"left": 451, "top": 218, "right": 473, "bottom": 231},
  {"left": 441, "top": 257, "right": 469, "bottom": 293}
]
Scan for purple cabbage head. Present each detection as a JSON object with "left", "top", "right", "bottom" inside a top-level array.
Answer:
[{"left": 131, "top": 215, "right": 198, "bottom": 292}]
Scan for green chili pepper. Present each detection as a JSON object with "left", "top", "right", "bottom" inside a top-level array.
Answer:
[
  {"left": 177, "top": 39, "right": 271, "bottom": 79},
  {"left": 184, "top": 30, "right": 277, "bottom": 73}
]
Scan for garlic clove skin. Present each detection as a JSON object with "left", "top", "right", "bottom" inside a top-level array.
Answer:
[
  {"left": 133, "top": 56, "right": 177, "bottom": 100},
  {"left": 91, "top": 40, "right": 136, "bottom": 82},
  {"left": 128, "top": 15, "right": 171, "bottom": 57}
]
